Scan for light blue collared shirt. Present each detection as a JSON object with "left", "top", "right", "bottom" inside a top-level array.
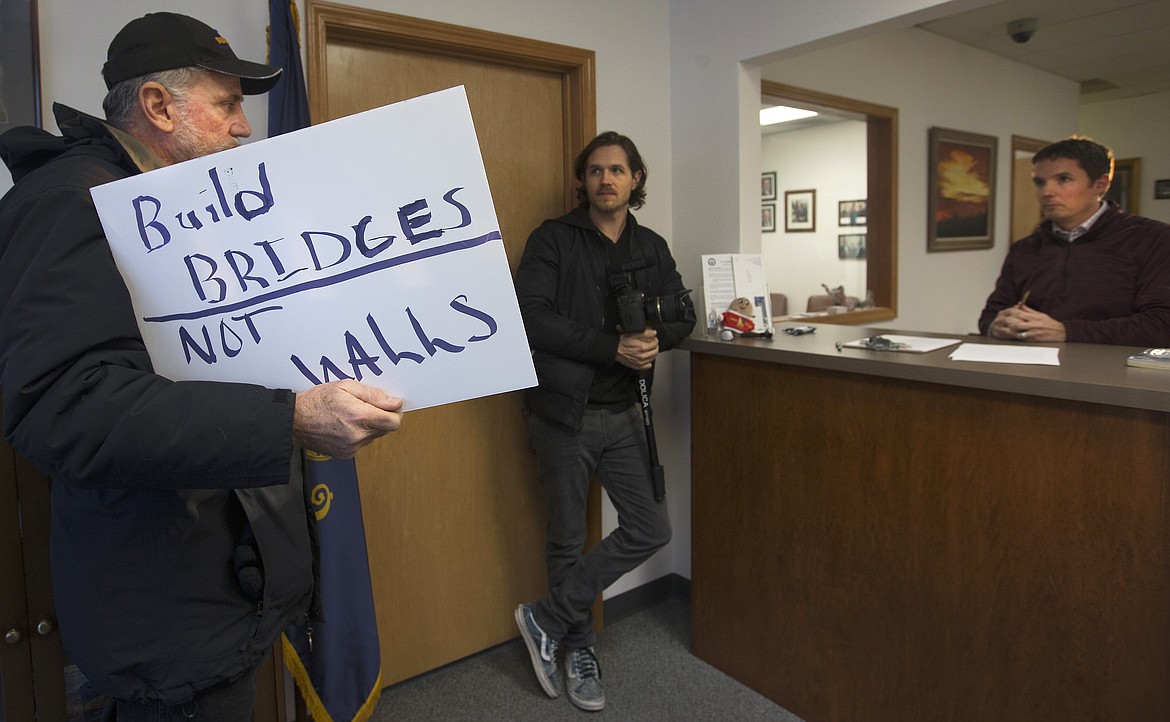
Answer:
[{"left": 1051, "top": 201, "right": 1109, "bottom": 243}]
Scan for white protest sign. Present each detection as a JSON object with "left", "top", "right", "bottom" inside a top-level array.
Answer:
[{"left": 91, "top": 86, "right": 535, "bottom": 411}]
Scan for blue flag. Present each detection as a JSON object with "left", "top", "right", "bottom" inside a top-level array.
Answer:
[
  {"left": 268, "top": 5, "right": 381, "bottom": 720},
  {"left": 267, "top": 0, "right": 310, "bottom": 136},
  {"left": 283, "top": 454, "right": 383, "bottom": 722}
]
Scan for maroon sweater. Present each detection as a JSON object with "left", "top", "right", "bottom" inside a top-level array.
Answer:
[{"left": 978, "top": 203, "right": 1170, "bottom": 346}]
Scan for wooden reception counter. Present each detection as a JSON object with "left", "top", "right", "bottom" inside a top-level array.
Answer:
[{"left": 682, "top": 326, "right": 1169, "bottom": 722}]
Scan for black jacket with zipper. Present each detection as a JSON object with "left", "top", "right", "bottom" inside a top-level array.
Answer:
[
  {"left": 0, "top": 104, "right": 318, "bottom": 703},
  {"left": 515, "top": 206, "right": 695, "bottom": 428}
]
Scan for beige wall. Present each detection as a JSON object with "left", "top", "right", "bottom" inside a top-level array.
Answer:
[{"left": 1080, "top": 92, "right": 1170, "bottom": 225}]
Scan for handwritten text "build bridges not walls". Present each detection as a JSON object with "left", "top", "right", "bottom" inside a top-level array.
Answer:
[{"left": 128, "top": 161, "right": 503, "bottom": 385}]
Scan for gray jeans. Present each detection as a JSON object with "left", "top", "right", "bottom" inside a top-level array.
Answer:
[{"left": 526, "top": 404, "right": 671, "bottom": 649}]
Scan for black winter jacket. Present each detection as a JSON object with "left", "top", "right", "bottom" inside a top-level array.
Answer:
[
  {"left": 0, "top": 104, "right": 315, "bottom": 702},
  {"left": 515, "top": 207, "right": 695, "bottom": 428}
]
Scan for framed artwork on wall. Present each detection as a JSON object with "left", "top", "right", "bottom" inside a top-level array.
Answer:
[
  {"left": 761, "top": 171, "right": 777, "bottom": 201},
  {"left": 0, "top": 0, "right": 42, "bottom": 131},
  {"left": 784, "top": 189, "right": 815, "bottom": 232},
  {"left": 762, "top": 203, "right": 776, "bottom": 232},
  {"left": 927, "top": 127, "right": 997, "bottom": 252}
]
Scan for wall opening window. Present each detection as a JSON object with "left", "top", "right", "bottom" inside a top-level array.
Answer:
[{"left": 761, "top": 81, "right": 897, "bottom": 324}]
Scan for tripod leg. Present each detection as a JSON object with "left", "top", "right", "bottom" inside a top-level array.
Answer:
[{"left": 636, "top": 372, "right": 666, "bottom": 502}]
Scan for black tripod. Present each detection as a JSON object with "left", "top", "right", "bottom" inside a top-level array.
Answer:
[
  {"left": 606, "top": 257, "right": 681, "bottom": 504},
  {"left": 635, "top": 369, "right": 666, "bottom": 502}
]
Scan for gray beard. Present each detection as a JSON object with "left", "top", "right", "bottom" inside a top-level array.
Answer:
[{"left": 165, "top": 107, "right": 240, "bottom": 164}]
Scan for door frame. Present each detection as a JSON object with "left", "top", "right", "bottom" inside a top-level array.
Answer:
[
  {"left": 761, "top": 81, "right": 898, "bottom": 323},
  {"left": 305, "top": 1, "right": 596, "bottom": 210}
]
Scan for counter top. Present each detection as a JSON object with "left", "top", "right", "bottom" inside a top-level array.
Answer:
[{"left": 681, "top": 322, "right": 1170, "bottom": 414}]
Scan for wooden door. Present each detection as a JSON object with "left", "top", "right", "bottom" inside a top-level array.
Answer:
[
  {"left": 0, "top": 421, "right": 71, "bottom": 722},
  {"left": 306, "top": 2, "right": 596, "bottom": 686},
  {"left": 1010, "top": 135, "right": 1048, "bottom": 243},
  {"left": 1, "top": 429, "right": 40, "bottom": 721}
]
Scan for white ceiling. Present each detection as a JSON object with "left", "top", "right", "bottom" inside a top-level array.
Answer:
[
  {"left": 918, "top": 0, "right": 1170, "bottom": 104},
  {"left": 762, "top": 0, "right": 1168, "bottom": 134}
]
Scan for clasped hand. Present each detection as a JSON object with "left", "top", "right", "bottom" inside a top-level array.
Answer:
[
  {"left": 990, "top": 305, "right": 1067, "bottom": 343},
  {"left": 616, "top": 328, "right": 659, "bottom": 370}
]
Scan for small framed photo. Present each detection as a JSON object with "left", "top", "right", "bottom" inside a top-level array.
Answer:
[
  {"left": 784, "top": 189, "right": 816, "bottom": 232},
  {"left": 838, "top": 199, "right": 866, "bottom": 226},
  {"left": 762, "top": 203, "right": 776, "bottom": 233},
  {"left": 1154, "top": 179, "right": 1170, "bottom": 200},
  {"left": 761, "top": 171, "right": 777, "bottom": 201},
  {"left": 838, "top": 233, "right": 866, "bottom": 259}
]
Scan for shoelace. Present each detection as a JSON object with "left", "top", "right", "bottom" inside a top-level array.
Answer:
[{"left": 571, "top": 647, "right": 601, "bottom": 679}]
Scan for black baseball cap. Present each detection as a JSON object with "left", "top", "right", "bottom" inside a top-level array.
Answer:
[{"left": 102, "top": 12, "right": 282, "bottom": 95}]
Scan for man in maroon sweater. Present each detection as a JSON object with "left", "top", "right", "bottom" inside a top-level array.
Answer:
[{"left": 978, "top": 136, "right": 1170, "bottom": 347}]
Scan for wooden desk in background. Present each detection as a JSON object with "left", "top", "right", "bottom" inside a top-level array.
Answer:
[{"left": 683, "top": 326, "right": 1170, "bottom": 722}]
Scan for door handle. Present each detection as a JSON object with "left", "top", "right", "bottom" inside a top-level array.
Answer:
[
  {"left": 36, "top": 619, "right": 53, "bottom": 635},
  {"left": 4, "top": 628, "right": 20, "bottom": 644}
]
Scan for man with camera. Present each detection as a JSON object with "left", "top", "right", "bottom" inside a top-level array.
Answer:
[{"left": 513, "top": 131, "right": 695, "bottom": 712}]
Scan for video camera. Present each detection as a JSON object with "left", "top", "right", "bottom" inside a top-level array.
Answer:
[{"left": 608, "top": 259, "right": 693, "bottom": 333}]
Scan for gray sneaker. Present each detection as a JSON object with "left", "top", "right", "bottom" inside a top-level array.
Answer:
[
  {"left": 566, "top": 646, "right": 605, "bottom": 711},
  {"left": 515, "top": 603, "right": 561, "bottom": 698}
]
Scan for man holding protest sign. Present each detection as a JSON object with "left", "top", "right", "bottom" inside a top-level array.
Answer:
[
  {"left": 0, "top": 13, "right": 402, "bottom": 721},
  {"left": 514, "top": 131, "right": 695, "bottom": 711}
]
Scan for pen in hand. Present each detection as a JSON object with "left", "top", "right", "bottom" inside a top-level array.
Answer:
[{"left": 1016, "top": 289, "right": 1031, "bottom": 309}]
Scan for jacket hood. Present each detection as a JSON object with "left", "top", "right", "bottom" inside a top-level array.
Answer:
[
  {"left": 0, "top": 103, "right": 128, "bottom": 184},
  {"left": 553, "top": 206, "right": 598, "bottom": 231},
  {"left": 552, "top": 205, "right": 638, "bottom": 234}
]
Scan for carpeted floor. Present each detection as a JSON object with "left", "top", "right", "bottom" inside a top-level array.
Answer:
[{"left": 368, "top": 597, "right": 803, "bottom": 721}]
